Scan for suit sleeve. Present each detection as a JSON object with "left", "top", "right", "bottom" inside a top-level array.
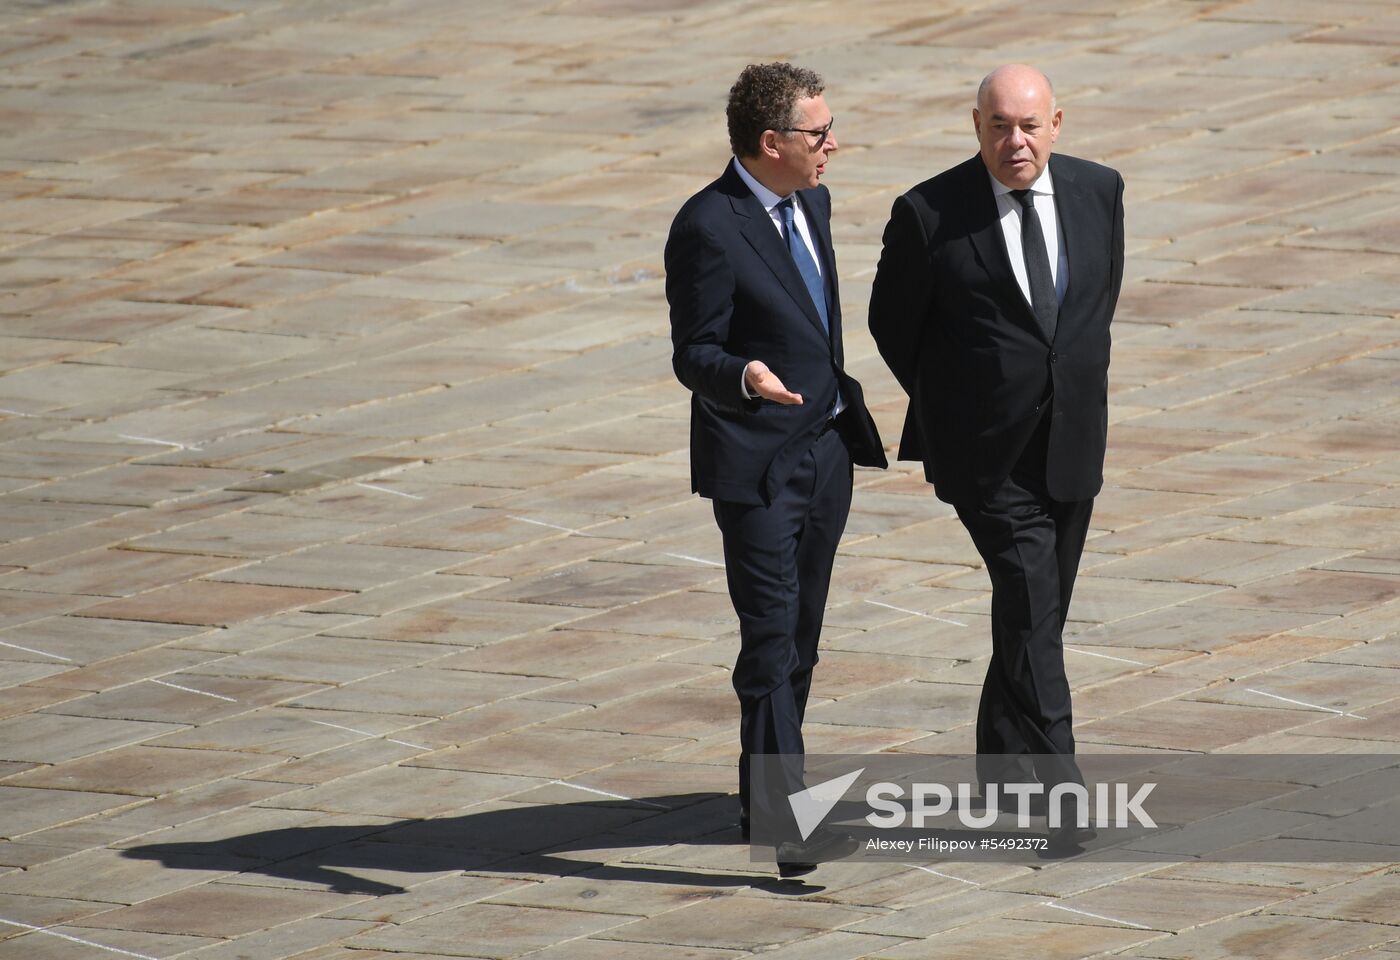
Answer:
[
  {"left": 868, "top": 194, "right": 933, "bottom": 398},
  {"left": 666, "top": 219, "right": 753, "bottom": 412},
  {"left": 1109, "top": 172, "right": 1125, "bottom": 310}
]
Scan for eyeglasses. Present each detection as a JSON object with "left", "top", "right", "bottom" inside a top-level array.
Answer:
[{"left": 779, "top": 116, "right": 834, "bottom": 149}]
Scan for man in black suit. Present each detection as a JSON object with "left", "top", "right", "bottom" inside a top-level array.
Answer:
[
  {"left": 869, "top": 64, "right": 1124, "bottom": 845},
  {"left": 666, "top": 63, "right": 885, "bottom": 875}
]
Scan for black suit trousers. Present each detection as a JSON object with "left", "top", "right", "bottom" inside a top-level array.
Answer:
[
  {"left": 952, "top": 411, "right": 1092, "bottom": 791},
  {"left": 712, "top": 425, "right": 852, "bottom": 813}
]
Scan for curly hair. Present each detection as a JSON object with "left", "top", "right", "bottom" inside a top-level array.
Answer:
[{"left": 726, "top": 62, "right": 825, "bottom": 159}]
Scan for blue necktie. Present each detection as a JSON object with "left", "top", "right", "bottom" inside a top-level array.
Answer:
[
  {"left": 777, "top": 198, "right": 828, "bottom": 332},
  {"left": 778, "top": 198, "right": 842, "bottom": 415}
]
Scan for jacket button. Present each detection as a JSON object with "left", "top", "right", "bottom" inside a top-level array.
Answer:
[{"left": 1049, "top": 352, "right": 1058, "bottom": 363}]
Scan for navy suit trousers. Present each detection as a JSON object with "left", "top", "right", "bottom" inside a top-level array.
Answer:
[{"left": 712, "top": 425, "right": 852, "bottom": 814}]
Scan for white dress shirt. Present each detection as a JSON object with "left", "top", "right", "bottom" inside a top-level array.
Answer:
[{"left": 989, "top": 165, "right": 1068, "bottom": 309}]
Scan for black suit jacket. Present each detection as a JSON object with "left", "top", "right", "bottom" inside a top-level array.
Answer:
[
  {"left": 869, "top": 153, "right": 1124, "bottom": 504},
  {"left": 667, "top": 162, "right": 886, "bottom": 506}
]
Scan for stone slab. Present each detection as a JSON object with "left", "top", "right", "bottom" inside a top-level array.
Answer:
[
  {"left": 73, "top": 883, "right": 358, "bottom": 938},
  {"left": 0, "top": 3, "right": 1396, "bottom": 960},
  {"left": 6, "top": 746, "right": 279, "bottom": 797},
  {"left": 76, "top": 581, "right": 350, "bottom": 627}
]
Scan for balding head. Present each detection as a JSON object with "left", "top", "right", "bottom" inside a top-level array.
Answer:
[
  {"left": 977, "top": 64, "right": 1055, "bottom": 114},
  {"left": 973, "top": 63, "right": 1061, "bottom": 189}
]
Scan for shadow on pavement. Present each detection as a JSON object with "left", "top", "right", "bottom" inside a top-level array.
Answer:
[{"left": 122, "top": 791, "right": 819, "bottom": 895}]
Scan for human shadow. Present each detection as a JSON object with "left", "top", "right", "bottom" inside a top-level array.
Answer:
[{"left": 123, "top": 791, "right": 818, "bottom": 896}]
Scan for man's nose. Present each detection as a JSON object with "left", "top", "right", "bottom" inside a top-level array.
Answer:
[
  {"left": 825, "top": 132, "right": 839, "bottom": 153},
  {"left": 1007, "top": 126, "right": 1026, "bottom": 148}
]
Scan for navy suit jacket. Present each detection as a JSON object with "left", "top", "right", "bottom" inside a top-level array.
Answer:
[
  {"left": 869, "top": 153, "right": 1124, "bottom": 504},
  {"left": 666, "top": 162, "right": 886, "bottom": 506}
]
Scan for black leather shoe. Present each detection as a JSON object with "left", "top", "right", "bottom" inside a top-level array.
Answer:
[
  {"left": 777, "top": 857, "right": 817, "bottom": 879},
  {"left": 775, "top": 829, "right": 859, "bottom": 879}
]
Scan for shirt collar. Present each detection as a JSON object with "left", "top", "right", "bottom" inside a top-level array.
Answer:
[
  {"left": 732, "top": 156, "right": 789, "bottom": 212},
  {"left": 988, "top": 162, "right": 1055, "bottom": 198}
]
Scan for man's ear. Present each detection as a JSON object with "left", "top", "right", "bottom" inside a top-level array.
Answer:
[
  {"left": 972, "top": 107, "right": 981, "bottom": 138},
  {"left": 759, "top": 129, "right": 781, "bottom": 159}
]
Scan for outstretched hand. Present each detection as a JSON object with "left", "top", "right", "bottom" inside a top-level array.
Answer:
[{"left": 744, "top": 360, "right": 803, "bottom": 405}]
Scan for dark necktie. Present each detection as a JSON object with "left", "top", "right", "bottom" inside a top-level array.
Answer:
[
  {"left": 777, "top": 197, "right": 842, "bottom": 414},
  {"left": 777, "top": 198, "right": 828, "bottom": 332},
  {"left": 1011, "top": 188, "right": 1058, "bottom": 341}
]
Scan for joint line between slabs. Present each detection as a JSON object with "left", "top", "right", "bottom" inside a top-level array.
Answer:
[
  {"left": 508, "top": 515, "right": 586, "bottom": 535},
  {"left": 550, "top": 780, "right": 670, "bottom": 810},
  {"left": 1064, "top": 646, "right": 1145, "bottom": 666},
  {"left": 664, "top": 552, "right": 724, "bottom": 567},
  {"left": 117, "top": 433, "right": 201, "bottom": 451},
  {"left": 903, "top": 863, "right": 980, "bottom": 885},
  {"left": 0, "top": 638, "right": 72, "bottom": 661},
  {"left": 149, "top": 679, "right": 238, "bottom": 702},
  {"left": 1245, "top": 687, "right": 1367, "bottom": 720},
  {"left": 1041, "top": 900, "right": 1152, "bottom": 930},
  {"left": 0, "top": 918, "right": 159, "bottom": 960},
  {"left": 865, "top": 598, "right": 967, "bottom": 627},
  {"left": 355, "top": 482, "right": 424, "bottom": 500},
  {"left": 305, "top": 718, "right": 430, "bottom": 751}
]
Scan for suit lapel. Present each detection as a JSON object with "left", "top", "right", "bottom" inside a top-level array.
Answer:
[
  {"left": 720, "top": 165, "right": 830, "bottom": 340},
  {"left": 1049, "top": 154, "right": 1084, "bottom": 336},
  {"left": 963, "top": 158, "right": 1043, "bottom": 340},
  {"left": 799, "top": 185, "right": 840, "bottom": 359},
  {"left": 739, "top": 211, "right": 828, "bottom": 337}
]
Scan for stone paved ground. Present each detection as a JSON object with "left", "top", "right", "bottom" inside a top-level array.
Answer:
[{"left": 0, "top": 0, "right": 1397, "bottom": 957}]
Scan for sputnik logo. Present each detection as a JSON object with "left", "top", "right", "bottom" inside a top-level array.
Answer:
[{"left": 788, "top": 768, "right": 865, "bottom": 840}]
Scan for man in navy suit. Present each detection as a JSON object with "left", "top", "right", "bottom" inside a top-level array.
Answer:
[
  {"left": 869, "top": 64, "right": 1124, "bottom": 851},
  {"left": 666, "top": 62, "right": 885, "bottom": 875}
]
